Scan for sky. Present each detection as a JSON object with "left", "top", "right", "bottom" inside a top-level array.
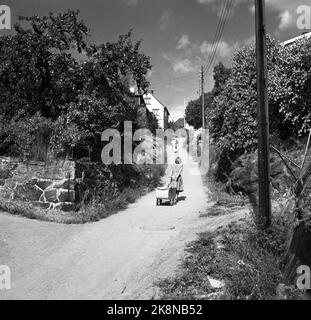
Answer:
[{"left": 1, "top": 0, "right": 310, "bottom": 120}]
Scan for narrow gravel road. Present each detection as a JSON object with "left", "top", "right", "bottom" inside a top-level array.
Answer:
[{"left": 0, "top": 147, "right": 247, "bottom": 300}]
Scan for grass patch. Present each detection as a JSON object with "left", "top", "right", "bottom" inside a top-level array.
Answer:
[
  {"left": 204, "top": 173, "right": 247, "bottom": 206},
  {"left": 200, "top": 173, "right": 248, "bottom": 218},
  {"left": 158, "top": 212, "right": 297, "bottom": 300},
  {"left": 0, "top": 186, "right": 152, "bottom": 224},
  {"left": 77, "top": 186, "right": 151, "bottom": 222},
  {"left": 0, "top": 197, "right": 82, "bottom": 224}
]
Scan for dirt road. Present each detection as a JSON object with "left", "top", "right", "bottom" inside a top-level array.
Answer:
[{"left": 0, "top": 149, "right": 247, "bottom": 300}]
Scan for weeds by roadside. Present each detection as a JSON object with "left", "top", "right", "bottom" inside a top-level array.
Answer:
[
  {"left": 158, "top": 213, "right": 288, "bottom": 300},
  {"left": 200, "top": 173, "right": 248, "bottom": 218},
  {"left": 0, "top": 197, "right": 81, "bottom": 224},
  {"left": 158, "top": 170, "right": 310, "bottom": 300},
  {"left": 78, "top": 185, "right": 152, "bottom": 222},
  {"left": 0, "top": 186, "right": 151, "bottom": 224}
]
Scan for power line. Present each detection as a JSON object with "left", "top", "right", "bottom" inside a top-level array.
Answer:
[
  {"left": 203, "top": 0, "right": 231, "bottom": 75},
  {"left": 203, "top": 0, "right": 232, "bottom": 75},
  {"left": 203, "top": 0, "right": 233, "bottom": 76},
  {"left": 150, "top": 0, "right": 233, "bottom": 91}
]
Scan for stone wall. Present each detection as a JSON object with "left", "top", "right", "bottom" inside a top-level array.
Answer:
[
  {"left": 229, "top": 152, "right": 303, "bottom": 196},
  {"left": 0, "top": 157, "right": 76, "bottom": 211},
  {"left": 0, "top": 156, "right": 163, "bottom": 213}
]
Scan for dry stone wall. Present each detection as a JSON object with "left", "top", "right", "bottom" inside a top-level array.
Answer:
[{"left": 0, "top": 157, "right": 76, "bottom": 211}]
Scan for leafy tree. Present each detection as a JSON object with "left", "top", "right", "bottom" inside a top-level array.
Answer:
[
  {"left": 185, "top": 62, "right": 231, "bottom": 130},
  {"left": 207, "top": 35, "right": 311, "bottom": 177},
  {"left": 51, "top": 94, "right": 136, "bottom": 159},
  {"left": 0, "top": 11, "right": 154, "bottom": 159},
  {"left": 212, "top": 62, "right": 231, "bottom": 96},
  {"left": 0, "top": 10, "right": 88, "bottom": 119},
  {"left": 272, "top": 38, "right": 311, "bottom": 136},
  {"left": 168, "top": 118, "right": 185, "bottom": 131},
  {"left": 185, "top": 93, "right": 214, "bottom": 130},
  {"left": 84, "top": 31, "right": 152, "bottom": 104},
  {"left": 4, "top": 112, "right": 54, "bottom": 160}
]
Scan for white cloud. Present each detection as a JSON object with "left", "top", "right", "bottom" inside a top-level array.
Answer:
[
  {"left": 146, "top": 69, "right": 154, "bottom": 79},
  {"left": 166, "top": 85, "right": 184, "bottom": 92},
  {"left": 176, "top": 34, "right": 190, "bottom": 50},
  {"left": 278, "top": 10, "right": 294, "bottom": 31},
  {"left": 265, "top": 0, "right": 309, "bottom": 31},
  {"left": 200, "top": 40, "right": 233, "bottom": 60},
  {"left": 162, "top": 34, "right": 259, "bottom": 79},
  {"left": 172, "top": 59, "right": 195, "bottom": 73},
  {"left": 265, "top": 0, "right": 304, "bottom": 12}
]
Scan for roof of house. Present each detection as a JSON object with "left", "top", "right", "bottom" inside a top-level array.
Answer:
[
  {"left": 143, "top": 92, "right": 170, "bottom": 115},
  {"left": 282, "top": 32, "right": 311, "bottom": 47}
]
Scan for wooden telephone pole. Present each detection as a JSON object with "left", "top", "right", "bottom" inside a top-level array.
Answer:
[
  {"left": 255, "top": 0, "right": 271, "bottom": 229},
  {"left": 201, "top": 66, "right": 205, "bottom": 129}
]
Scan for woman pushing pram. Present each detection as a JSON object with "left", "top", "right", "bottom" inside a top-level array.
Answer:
[
  {"left": 169, "top": 156, "right": 184, "bottom": 204},
  {"left": 156, "top": 156, "right": 184, "bottom": 206}
]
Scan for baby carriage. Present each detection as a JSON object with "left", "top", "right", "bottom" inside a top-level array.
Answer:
[{"left": 156, "top": 178, "right": 177, "bottom": 206}]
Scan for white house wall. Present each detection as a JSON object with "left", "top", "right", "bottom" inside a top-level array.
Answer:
[{"left": 143, "top": 94, "right": 166, "bottom": 129}]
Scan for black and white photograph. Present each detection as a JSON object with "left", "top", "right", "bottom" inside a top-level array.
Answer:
[{"left": 0, "top": 0, "right": 311, "bottom": 306}]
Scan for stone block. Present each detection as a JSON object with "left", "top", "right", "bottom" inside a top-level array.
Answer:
[
  {"left": 32, "top": 201, "right": 50, "bottom": 210},
  {"left": 36, "top": 180, "right": 53, "bottom": 190},
  {"left": 54, "top": 179, "right": 75, "bottom": 190},
  {"left": 44, "top": 189, "right": 58, "bottom": 203},
  {"left": 14, "top": 183, "right": 43, "bottom": 201},
  {"left": 58, "top": 189, "right": 75, "bottom": 203}
]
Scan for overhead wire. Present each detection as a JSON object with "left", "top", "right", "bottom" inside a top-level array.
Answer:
[
  {"left": 202, "top": 0, "right": 231, "bottom": 75},
  {"left": 149, "top": 0, "right": 233, "bottom": 91},
  {"left": 203, "top": 0, "right": 233, "bottom": 76}
]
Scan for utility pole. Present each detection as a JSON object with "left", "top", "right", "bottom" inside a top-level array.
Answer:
[
  {"left": 201, "top": 66, "right": 205, "bottom": 130},
  {"left": 255, "top": 0, "right": 271, "bottom": 229},
  {"left": 184, "top": 98, "right": 186, "bottom": 128}
]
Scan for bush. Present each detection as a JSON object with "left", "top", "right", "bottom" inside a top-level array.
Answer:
[{"left": 3, "top": 112, "right": 54, "bottom": 160}]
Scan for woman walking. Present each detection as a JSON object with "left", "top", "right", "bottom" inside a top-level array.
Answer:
[{"left": 169, "top": 156, "right": 184, "bottom": 204}]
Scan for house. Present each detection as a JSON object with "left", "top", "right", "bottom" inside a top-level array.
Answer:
[
  {"left": 124, "top": 74, "right": 156, "bottom": 130},
  {"left": 143, "top": 92, "right": 170, "bottom": 130},
  {"left": 282, "top": 31, "right": 311, "bottom": 47}
]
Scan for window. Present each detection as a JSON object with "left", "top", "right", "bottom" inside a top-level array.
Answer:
[
  {"left": 152, "top": 109, "right": 160, "bottom": 116},
  {"left": 144, "top": 98, "right": 151, "bottom": 105}
]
